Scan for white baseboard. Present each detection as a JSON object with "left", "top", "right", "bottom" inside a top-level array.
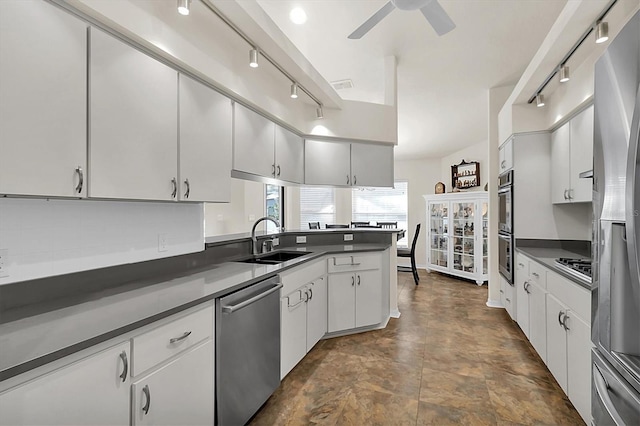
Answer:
[
  {"left": 390, "top": 309, "right": 401, "bottom": 318},
  {"left": 486, "top": 298, "right": 503, "bottom": 308}
]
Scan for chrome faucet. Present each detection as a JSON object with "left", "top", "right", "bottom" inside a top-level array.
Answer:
[{"left": 251, "top": 216, "right": 281, "bottom": 255}]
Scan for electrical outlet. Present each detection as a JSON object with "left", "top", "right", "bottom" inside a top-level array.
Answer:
[
  {"left": 272, "top": 237, "right": 279, "bottom": 247},
  {"left": 296, "top": 236, "right": 307, "bottom": 244},
  {"left": 0, "top": 249, "right": 9, "bottom": 278},
  {"left": 296, "top": 247, "right": 307, "bottom": 252},
  {"left": 344, "top": 245, "right": 354, "bottom": 251},
  {"left": 158, "top": 234, "right": 168, "bottom": 252},
  {"left": 344, "top": 234, "right": 353, "bottom": 241}
]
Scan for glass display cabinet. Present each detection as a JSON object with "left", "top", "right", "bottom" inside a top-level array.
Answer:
[{"left": 424, "top": 192, "right": 489, "bottom": 285}]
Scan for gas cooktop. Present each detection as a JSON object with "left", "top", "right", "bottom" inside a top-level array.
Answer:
[{"left": 555, "top": 258, "right": 592, "bottom": 284}]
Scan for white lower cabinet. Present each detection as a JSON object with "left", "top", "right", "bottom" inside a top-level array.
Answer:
[
  {"left": 0, "top": 342, "right": 130, "bottom": 426},
  {"left": 499, "top": 275, "right": 516, "bottom": 321},
  {"left": 132, "top": 340, "right": 214, "bottom": 426},
  {"left": 306, "top": 277, "right": 328, "bottom": 351},
  {"left": 528, "top": 280, "right": 547, "bottom": 363}
]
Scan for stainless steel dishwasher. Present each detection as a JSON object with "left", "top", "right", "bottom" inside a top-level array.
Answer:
[{"left": 216, "top": 276, "right": 282, "bottom": 426}]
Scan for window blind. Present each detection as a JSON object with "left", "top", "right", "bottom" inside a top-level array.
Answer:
[
  {"left": 300, "top": 187, "right": 336, "bottom": 228},
  {"left": 352, "top": 181, "right": 409, "bottom": 246}
]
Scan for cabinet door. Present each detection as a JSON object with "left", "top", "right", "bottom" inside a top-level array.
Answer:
[
  {"left": 280, "top": 289, "right": 308, "bottom": 379},
  {"left": 551, "top": 123, "right": 571, "bottom": 204},
  {"left": 275, "top": 125, "right": 304, "bottom": 184},
  {"left": 528, "top": 281, "right": 547, "bottom": 363},
  {"left": 0, "top": 342, "right": 130, "bottom": 426},
  {"left": 233, "top": 103, "right": 275, "bottom": 178},
  {"left": 178, "top": 74, "right": 231, "bottom": 202},
  {"left": 0, "top": 0, "right": 87, "bottom": 197},
  {"left": 306, "top": 276, "right": 327, "bottom": 352},
  {"left": 132, "top": 340, "right": 214, "bottom": 426},
  {"left": 355, "top": 270, "right": 382, "bottom": 328},
  {"left": 515, "top": 270, "right": 530, "bottom": 338},
  {"left": 90, "top": 28, "right": 178, "bottom": 201},
  {"left": 428, "top": 202, "right": 449, "bottom": 269},
  {"left": 569, "top": 105, "right": 593, "bottom": 203},
  {"left": 304, "top": 140, "right": 351, "bottom": 186},
  {"left": 545, "top": 294, "right": 568, "bottom": 391},
  {"left": 451, "top": 201, "right": 475, "bottom": 276},
  {"left": 566, "top": 312, "right": 591, "bottom": 422},
  {"left": 350, "top": 142, "right": 394, "bottom": 187},
  {"left": 499, "top": 138, "right": 513, "bottom": 173},
  {"left": 327, "top": 272, "right": 356, "bottom": 332}
]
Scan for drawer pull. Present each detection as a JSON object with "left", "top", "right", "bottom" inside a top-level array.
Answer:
[
  {"left": 75, "top": 166, "right": 84, "bottom": 193},
  {"left": 532, "top": 272, "right": 540, "bottom": 278},
  {"left": 332, "top": 256, "right": 361, "bottom": 267},
  {"left": 308, "top": 287, "right": 313, "bottom": 300},
  {"left": 119, "top": 351, "right": 128, "bottom": 382},
  {"left": 142, "top": 385, "right": 151, "bottom": 415},
  {"left": 558, "top": 310, "right": 565, "bottom": 327},
  {"left": 562, "top": 313, "right": 570, "bottom": 331},
  {"left": 518, "top": 262, "right": 524, "bottom": 268},
  {"left": 169, "top": 331, "right": 192, "bottom": 344}
]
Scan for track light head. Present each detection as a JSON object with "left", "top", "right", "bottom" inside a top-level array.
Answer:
[
  {"left": 595, "top": 21, "right": 609, "bottom": 44},
  {"left": 177, "top": 0, "right": 190, "bottom": 16},
  {"left": 316, "top": 105, "right": 324, "bottom": 119},
  {"left": 290, "top": 83, "right": 298, "bottom": 99},
  {"left": 536, "top": 94, "right": 545, "bottom": 107},
  {"left": 559, "top": 65, "right": 570, "bottom": 83},
  {"left": 249, "top": 48, "right": 259, "bottom": 68}
]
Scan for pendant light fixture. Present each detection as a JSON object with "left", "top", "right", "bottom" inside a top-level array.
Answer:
[
  {"left": 316, "top": 105, "right": 324, "bottom": 119},
  {"left": 595, "top": 21, "right": 609, "bottom": 43},
  {"left": 536, "top": 94, "right": 545, "bottom": 108},
  {"left": 177, "top": 0, "right": 191, "bottom": 16},
  {"left": 559, "top": 64, "right": 570, "bottom": 83},
  {"left": 249, "top": 48, "right": 259, "bottom": 68},
  {"left": 290, "top": 83, "right": 298, "bottom": 99}
]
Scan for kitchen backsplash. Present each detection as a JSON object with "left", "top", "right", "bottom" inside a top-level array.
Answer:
[{"left": 0, "top": 198, "right": 204, "bottom": 285}]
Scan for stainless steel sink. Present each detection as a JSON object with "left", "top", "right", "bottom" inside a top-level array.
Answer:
[{"left": 238, "top": 251, "right": 309, "bottom": 265}]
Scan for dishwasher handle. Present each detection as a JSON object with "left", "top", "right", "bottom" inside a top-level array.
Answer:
[{"left": 221, "top": 283, "right": 283, "bottom": 314}]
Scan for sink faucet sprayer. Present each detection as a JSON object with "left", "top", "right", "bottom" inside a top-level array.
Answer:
[{"left": 251, "top": 216, "right": 281, "bottom": 255}]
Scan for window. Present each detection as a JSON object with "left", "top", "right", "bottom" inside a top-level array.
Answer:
[
  {"left": 265, "top": 184, "right": 283, "bottom": 232},
  {"left": 300, "top": 187, "right": 335, "bottom": 229},
  {"left": 352, "top": 181, "right": 408, "bottom": 247}
]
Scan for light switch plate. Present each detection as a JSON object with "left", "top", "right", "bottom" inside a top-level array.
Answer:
[
  {"left": 296, "top": 236, "right": 307, "bottom": 244},
  {"left": 272, "top": 237, "right": 280, "bottom": 247},
  {"left": 344, "top": 234, "right": 353, "bottom": 241},
  {"left": 344, "top": 245, "right": 354, "bottom": 251},
  {"left": 0, "top": 249, "right": 9, "bottom": 278}
]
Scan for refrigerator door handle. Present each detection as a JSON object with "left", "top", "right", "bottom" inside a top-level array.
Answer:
[
  {"left": 593, "top": 364, "right": 626, "bottom": 426},
  {"left": 624, "top": 83, "right": 640, "bottom": 301}
]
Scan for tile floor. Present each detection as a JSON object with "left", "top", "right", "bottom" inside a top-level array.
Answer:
[{"left": 250, "top": 270, "right": 585, "bottom": 425}]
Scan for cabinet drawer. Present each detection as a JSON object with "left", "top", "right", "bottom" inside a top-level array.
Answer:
[
  {"left": 327, "top": 253, "right": 381, "bottom": 273},
  {"left": 546, "top": 270, "right": 590, "bottom": 321},
  {"left": 132, "top": 304, "right": 213, "bottom": 376},
  {"left": 515, "top": 253, "right": 529, "bottom": 276},
  {"left": 280, "top": 257, "right": 326, "bottom": 295},
  {"left": 529, "top": 261, "right": 547, "bottom": 288}
]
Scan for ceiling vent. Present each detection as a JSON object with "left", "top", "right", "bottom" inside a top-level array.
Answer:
[{"left": 331, "top": 79, "right": 354, "bottom": 90}]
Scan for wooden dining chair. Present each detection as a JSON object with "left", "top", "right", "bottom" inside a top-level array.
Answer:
[
  {"left": 398, "top": 224, "right": 421, "bottom": 285},
  {"left": 309, "top": 222, "right": 320, "bottom": 229},
  {"left": 351, "top": 221, "right": 371, "bottom": 228},
  {"left": 326, "top": 224, "right": 350, "bottom": 228},
  {"left": 378, "top": 222, "right": 397, "bottom": 229}
]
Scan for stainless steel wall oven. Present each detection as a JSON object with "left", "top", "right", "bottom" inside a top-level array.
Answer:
[{"left": 498, "top": 170, "right": 514, "bottom": 284}]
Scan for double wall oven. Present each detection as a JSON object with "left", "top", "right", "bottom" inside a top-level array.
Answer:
[{"left": 498, "top": 170, "right": 513, "bottom": 284}]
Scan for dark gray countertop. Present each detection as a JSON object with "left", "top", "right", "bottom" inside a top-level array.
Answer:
[
  {"left": 516, "top": 241, "right": 591, "bottom": 290},
  {"left": 0, "top": 242, "right": 389, "bottom": 381}
]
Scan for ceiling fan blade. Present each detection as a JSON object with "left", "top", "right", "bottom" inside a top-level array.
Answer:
[
  {"left": 420, "top": 0, "right": 455, "bottom": 36},
  {"left": 348, "top": 1, "right": 396, "bottom": 39}
]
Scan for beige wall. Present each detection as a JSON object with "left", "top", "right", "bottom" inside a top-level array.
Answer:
[{"left": 204, "top": 179, "right": 265, "bottom": 236}]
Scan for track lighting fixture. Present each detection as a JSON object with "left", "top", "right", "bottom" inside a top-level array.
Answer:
[
  {"left": 595, "top": 21, "right": 609, "bottom": 44},
  {"left": 290, "top": 83, "right": 298, "bottom": 99},
  {"left": 249, "top": 48, "right": 259, "bottom": 68},
  {"left": 536, "top": 94, "right": 545, "bottom": 108},
  {"left": 316, "top": 105, "right": 324, "bottom": 119},
  {"left": 559, "top": 64, "right": 570, "bottom": 83},
  {"left": 177, "top": 0, "right": 190, "bottom": 16}
]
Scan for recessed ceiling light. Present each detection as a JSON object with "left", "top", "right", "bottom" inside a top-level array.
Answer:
[
  {"left": 177, "top": 0, "right": 190, "bottom": 16},
  {"left": 289, "top": 7, "right": 307, "bottom": 25}
]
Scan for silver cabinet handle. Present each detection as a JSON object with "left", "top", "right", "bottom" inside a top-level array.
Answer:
[
  {"left": 532, "top": 272, "right": 540, "bottom": 278},
  {"left": 523, "top": 281, "right": 531, "bottom": 294},
  {"left": 351, "top": 276, "right": 354, "bottom": 286},
  {"left": 505, "top": 297, "right": 511, "bottom": 302},
  {"left": 277, "top": 165, "right": 281, "bottom": 177},
  {"left": 562, "top": 313, "right": 570, "bottom": 331},
  {"left": 308, "top": 287, "right": 313, "bottom": 300},
  {"left": 501, "top": 160, "right": 506, "bottom": 169},
  {"left": 518, "top": 262, "right": 524, "bottom": 268},
  {"left": 184, "top": 178, "right": 190, "bottom": 199},
  {"left": 119, "top": 351, "right": 128, "bottom": 382},
  {"left": 353, "top": 175, "right": 357, "bottom": 185},
  {"left": 222, "top": 283, "right": 283, "bottom": 314},
  {"left": 347, "top": 174, "right": 350, "bottom": 185},
  {"left": 287, "top": 289, "right": 305, "bottom": 308},
  {"left": 272, "top": 164, "right": 276, "bottom": 177},
  {"left": 332, "top": 257, "right": 361, "bottom": 267},
  {"left": 169, "top": 331, "right": 192, "bottom": 344},
  {"left": 558, "top": 310, "right": 565, "bottom": 327},
  {"left": 593, "top": 364, "right": 626, "bottom": 426},
  {"left": 499, "top": 289, "right": 504, "bottom": 294},
  {"left": 142, "top": 385, "right": 151, "bottom": 415},
  {"left": 75, "top": 166, "right": 83, "bottom": 194},
  {"left": 357, "top": 275, "right": 361, "bottom": 286},
  {"left": 563, "top": 189, "right": 568, "bottom": 200},
  {"left": 568, "top": 188, "right": 574, "bottom": 200},
  {"left": 171, "top": 178, "right": 177, "bottom": 198}
]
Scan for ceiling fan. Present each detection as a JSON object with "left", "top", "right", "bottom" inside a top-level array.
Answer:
[{"left": 348, "top": 0, "right": 455, "bottom": 39}]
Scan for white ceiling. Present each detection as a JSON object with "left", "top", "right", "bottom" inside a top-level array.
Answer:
[{"left": 256, "top": 0, "right": 568, "bottom": 159}]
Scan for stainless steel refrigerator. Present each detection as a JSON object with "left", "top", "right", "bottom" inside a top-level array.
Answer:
[{"left": 592, "top": 9, "right": 640, "bottom": 425}]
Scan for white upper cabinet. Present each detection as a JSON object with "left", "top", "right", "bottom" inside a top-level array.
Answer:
[
  {"left": 178, "top": 75, "right": 231, "bottom": 202},
  {"left": 498, "top": 137, "right": 513, "bottom": 173},
  {"left": 305, "top": 139, "right": 394, "bottom": 187},
  {"left": 0, "top": 0, "right": 87, "bottom": 197},
  {"left": 305, "top": 139, "right": 352, "bottom": 186},
  {"left": 351, "top": 143, "right": 394, "bottom": 187},
  {"left": 89, "top": 28, "right": 178, "bottom": 201},
  {"left": 274, "top": 125, "right": 304, "bottom": 184},
  {"left": 233, "top": 103, "right": 275, "bottom": 179},
  {"left": 551, "top": 106, "right": 593, "bottom": 204}
]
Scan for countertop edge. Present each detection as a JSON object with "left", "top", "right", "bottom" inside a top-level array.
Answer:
[{"left": 516, "top": 247, "right": 591, "bottom": 290}]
